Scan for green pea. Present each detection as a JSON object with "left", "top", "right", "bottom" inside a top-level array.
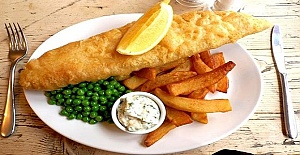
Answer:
[
  {"left": 90, "top": 101, "right": 98, "bottom": 107},
  {"left": 87, "top": 83, "right": 94, "bottom": 90},
  {"left": 65, "top": 98, "right": 73, "bottom": 105},
  {"left": 91, "top": 105, "right": 99, "bottom": 112},
  {"left": 110, "top": 80, "right": 118, "bottom": 86},
  {"left": 81, "top": 87, "right": 88, "bottom": 92},
  {"left": 76, "top": 114, "right": 83, "bottom": 120},
  {"left": 118, "top": 86, "right": 126, "bottom": 92},
  {"left": 76, "top": 95, "right": 85, "bottom": 100},
  {"left": 105, "top": 89, "right": 113, "bottom": 96},
  {"left": 89, "top": 119, "right": 97, "bottom": 124},
  {"left": 99, "top": 106, "right": 107, "bottom": 112},
  {"left": 55, "top": 94, "right": 63, "bottom": 99},
  {"left": 63, "top": 89, "right": 72, "bottom": 95},
  {"left": 95, "top": 116, "right": 103, "bottom": 122},
  {"left": 50, "top": 90, "right": 57, "bottom": 95},
  {"left": 48, "top": 99, "right": 56, "bottom": 105},
  {"left": 82, "top": 116, "right": 90, "bottom": 122},
  {"left": 86, "top": 91, "right": 93, "bottom": 96},
  {"left": 72, "top": 87, "right": 79, "bottom": 93},
  {"left": 64, "top": 94, "right": 71, "bottom": 99},
  {"left": 107, "top": 84, "right": 114, "bottom": 89},
  {"left": 75, "top": 106, "right": 83, "bottom": 111},
  {"left": 98, "top": 90, "right": 105, "bottom": 96},
  {"left": 94, "top": 86, "right": 101, "bottom": 92},
  {"left": 103, "top": 81, "right": 109, "bottom": 86},
  {"left": 98, "top": 80, "right": 104, "bottom": 85},
  {"left": 83, "top": 106, "right": 91, "bottom": 112},
  {"left": 77, "top": 89, "right": 85, "bottom": 96},
  {"left": 58, "top": 98, "right": 65, "bottom": 105},
  {"left": 79, "top": 82, "right": 87, "bottom": 88},
  {"left": 90, "top": 111, "right": 98, "bottom": 118},
  {"left": 82, "top": 111, "right": 90, "bottom": 117},
  {"left": 92, "top": 95, "right": 99, "bottom": 101},
  {"left": 60, "top": 109, "right": 69, "bottom": 116},
  {"left": 82, "top": 100, "right": 90, "bottom": 107},
  {"left": 73, "top": 99, "right": 81, "bottom": 105},
  {"left": 65, "top": 106, "right": 74, "bottom": 113},
  {"left": 67, "top": 113, "right": 76, "bottom": 120}
]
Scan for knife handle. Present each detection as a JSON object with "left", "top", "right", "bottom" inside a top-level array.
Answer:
[{"left": 279, "top": 73, "right": 298, "bottom": 139}]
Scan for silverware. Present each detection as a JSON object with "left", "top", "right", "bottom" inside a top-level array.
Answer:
[
  {"left": 271, "top": 25, "right": 298, "bottom": 139},
  {"left": 1, "top": 23, "right": 28, "bottom": 137}
]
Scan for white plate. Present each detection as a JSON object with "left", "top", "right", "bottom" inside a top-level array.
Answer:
[{"left": 24, "top": 14, "right": 262, "bottom": 154}]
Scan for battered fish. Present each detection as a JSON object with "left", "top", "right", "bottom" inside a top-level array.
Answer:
[{"left": 20, "top": 11, "right": 271, "bottom": 91}]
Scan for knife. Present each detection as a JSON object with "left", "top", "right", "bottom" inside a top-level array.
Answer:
[{"left": 271, "top": 25, "right": 298, "bottom": 139}]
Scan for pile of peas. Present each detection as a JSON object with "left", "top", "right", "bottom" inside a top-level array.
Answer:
[{"left": 45, "top": 77, "right": 131, "bottom": 124}]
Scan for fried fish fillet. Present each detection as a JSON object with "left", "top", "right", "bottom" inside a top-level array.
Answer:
[{"left": 20, "top": 11, "right": 271, "bottom": 91}]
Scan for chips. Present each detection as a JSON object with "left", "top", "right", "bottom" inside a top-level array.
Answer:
[{"left": 120, "top": 51, "right": 236, "bottom": 147}]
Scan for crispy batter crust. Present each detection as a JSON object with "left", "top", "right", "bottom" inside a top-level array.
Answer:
[{"left": 20, "top": 11, "right": 271, "bottom": 90}]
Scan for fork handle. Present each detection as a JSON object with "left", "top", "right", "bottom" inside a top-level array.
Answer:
[{"left": 1, "top": 62, "right": 17, "bottom": 137}]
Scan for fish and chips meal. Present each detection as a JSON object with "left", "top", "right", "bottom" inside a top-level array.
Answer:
[{"left": 19, "top": 0, "right": 271, "bottom": 147}]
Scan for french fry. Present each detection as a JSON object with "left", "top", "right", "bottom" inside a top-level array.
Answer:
[
  {"left": 210, "top": 52, "right": 225, "bottom": 67},
  {"left": 140, "top": 71, "right": 197, "bottom": 92},
  {"left": 191, "top": 54, "right": 216, "bottom": 93},
  {"left": 191, "top": 113, "right": 208, "bottom": 124},
  {"left": 170, "top": 58, "right": 193, "bottom": 72},
  {"left": 217, "top": 76, "right": 229, "bottom": 93},
  {"left": 199, "top": 50, "right": 216, "bottom": 68},
  {"left": 188, "top": 88, "right": 209, "bottom": 99},
  {"left": 144, "top": 121, "right": 176, "bottom": 147},
  {"left": 122, "top": 75, "right": 148, "bottom": 90},
  {"left": 166, "top": 106, "right": 193, "bottom": 126},
  {"left": 154, "top": 88, "right": 232, "bottom": 113},
  {"left": 191, "top": 54, "right": 211, "bottom": 73},
  {"left": 166, "top": 61, "right": 236, "bottom": 96},
  {"left": 134, "top": 68, "right": 157, "bottom": 80},
  {"left": 210, "top": 52, "right": 229, "bottom": 93},
  {"left": 155, "top": 57, "right": 188, "bottom": 73}
]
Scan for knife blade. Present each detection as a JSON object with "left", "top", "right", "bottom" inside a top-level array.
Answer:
[{"left": 271, "top": 25, "right": 298, "bottom": 139}]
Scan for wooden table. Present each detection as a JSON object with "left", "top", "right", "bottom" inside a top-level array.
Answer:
[{"left": 0, "top": 0, "right": 299, "bottom": 154}]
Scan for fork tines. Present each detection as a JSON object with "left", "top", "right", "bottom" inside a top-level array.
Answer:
[{"left": 5, "top": 23, "right": 27, "bottom": 51}]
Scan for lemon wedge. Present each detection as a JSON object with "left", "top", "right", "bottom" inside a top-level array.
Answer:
[{"left": 117, "top": 0, "right": 173, "bottom": 55}]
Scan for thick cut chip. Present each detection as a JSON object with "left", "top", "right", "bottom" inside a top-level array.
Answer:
[
  {"left": 140, "top": 71, "right": 197, "bottom": 92},
  {"left": 191, "top": 53, "right": 216, "bottom": 92},
  {"left": 154, "top": 88, "right": 232, "bottom": 113},
  {"left": 188, "top": 88, "right": 209, "bottom": 99},
  {"left": 166, "top": 61, "right": 236, "bottom": 96},
  {"left": 171, "top": 58, "right": 193, "bottom": 72},
  {"left": 134, "top": 68, "right": 157, "bottom": 80},
  {"left": 166, "top": 106, "right": 193, "bottom": 126},
  {"left": 144, "top": 121, "right": 176, "bottom": 147},
  {"left": 210, "top": 52, "right": 229, "bottom": 92},
  {"left": 122, "top": 75, "right": 148, "bottom": 90},
  {"left": 191, "top": 113, "right": 208, "bottom": 124}
]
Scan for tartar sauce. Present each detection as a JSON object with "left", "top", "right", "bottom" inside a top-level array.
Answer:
[{"left": 117, "top": 95, "right": 161, "bottom": 132}]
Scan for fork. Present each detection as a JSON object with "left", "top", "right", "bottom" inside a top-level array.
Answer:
[{"left": 1, "top": 23, "right": 28, "bottom": 137}]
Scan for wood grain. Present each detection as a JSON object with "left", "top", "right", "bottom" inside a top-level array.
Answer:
[{"left": 0, "top": 0, "right": 299, "bottom": 154}]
